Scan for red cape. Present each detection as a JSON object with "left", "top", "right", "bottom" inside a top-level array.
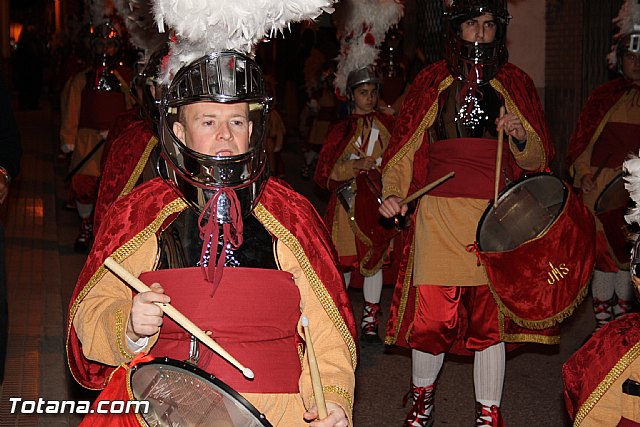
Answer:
[
  {"left": 66, "top": 177, "right": 358, "bottom": 389},
  {"left": 563, "top": 313, "right": 640, "bottom": 423},
  {"left": 314, "top": 111, "right": 396, "bottom": 191},
  {"left": 94, "top": 119, "right": 157, "bottom": 232},
  {"left": 566, "top": 78, "right": 636, "bottom": 168},
  {"left": 382, "top": 60, "right": 559, "bottom": 350}
]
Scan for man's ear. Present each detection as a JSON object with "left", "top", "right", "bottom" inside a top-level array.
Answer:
[{"left": 173, "top": 121, "right": 185, "bottom": 143}]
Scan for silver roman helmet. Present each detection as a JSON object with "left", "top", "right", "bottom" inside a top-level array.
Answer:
[
  {"left": 158, "top": 51, "right": 271, "bottom": 222},
  {"left": 444, "top": 0, "right": 511, "bottom": 84}
]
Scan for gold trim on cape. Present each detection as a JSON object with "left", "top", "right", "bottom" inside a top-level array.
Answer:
[{"left": 118, "top": 136, "right": 159, "bottom": 199}]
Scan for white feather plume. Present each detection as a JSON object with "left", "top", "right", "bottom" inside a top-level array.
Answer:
[
  {"left": 333, "top": 0, "right": 404, "bottom": 98},
  {"left": 113, "top": 0, "right": 168, "bottom": 57},
  {"left": 608, "top": 0, "right": 640, "bottom": 69},
  {"left": 154, "top": 0, "right": 338, "bottom": 84},
  {"left": 623, "top": 151, "right": 640, "bottom": 225}
]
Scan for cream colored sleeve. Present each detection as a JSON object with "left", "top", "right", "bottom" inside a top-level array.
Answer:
[
  {"left": 508, "top": 127, "right": 547, "bottom": 172},
  {"left": 59, "top": 72, "right": 86, "bottom": 149},
  {"left": 381, "top": 133, "right": 423, "bottom": 200},
  {"left": 572, "top": 140, "right": 595, "bottom": 187},
  {"left": 275, "top": 240, "right": 355, "bottom": 426},
  {"left": 329, "top": 151, "right": 359, "bottom": 182},
  {"left": 73, "top": 238, "right": 160, "bottom": 366}
]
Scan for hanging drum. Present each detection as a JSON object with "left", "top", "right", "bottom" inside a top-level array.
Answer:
[
  {"left": 595, "top": 172, "right": 633, "bottom": 269},
  {"left": 475, "top": 173, "right": 596, "bottom": 329},
  {"left": 130, "top": 357, "right": 272, "bottom": 427}
]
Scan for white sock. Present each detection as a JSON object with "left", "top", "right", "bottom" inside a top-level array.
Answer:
[
  {"left": 412, "top": 349, "right": 443, "bottom": 387},
  {"left": 614, "top": 270, "right": 634, "bottom": 301},
  {"left": 363, "top": 270, "right": 383, "bottom": 304},
  {"left": 77, "top": 202, "right": 93, "bottom": 219},
  {"left": 474, "top": 342, "right": 505, "bottom": 419},
  {"left": 592, "top": 270, "right": 615, "bottom": 301},
  {"left": 343, "top": 272, "right": 351, "bottom": 289}
]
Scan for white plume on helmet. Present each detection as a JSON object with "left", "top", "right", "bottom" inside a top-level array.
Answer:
[
  {"left": 113, "top": 0, "right": 167, "bottom": 58},
  {"left": 153, "top": 0, "right": 338, "bottom": 84},
  {"left": 607, "top": 0, "right": 640, "bottom": 69},
  {"left": 624, "top": 151, "right": 640, "bottom": 226},
  {"left": 333, "top": 0, "right": 404, "bottom": 98}
]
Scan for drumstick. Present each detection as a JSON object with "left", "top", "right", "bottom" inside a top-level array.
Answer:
[
  {"left": 103, "top": 257, "right": 255, "bottom": 379},
  {"left": 399, "top": 171, "right": 455, "bottom": 205},
  {"left": 351, "top": 140, "right": 381, "bottom": 173},
  {"left": 494, "top": 106, "right": 506, "bottom": 208},
  {"left": 300, "top": 316, "right": 328, "bottom": 420}
]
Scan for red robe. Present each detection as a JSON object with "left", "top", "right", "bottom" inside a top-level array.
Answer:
[
  {"left": 94, "top": 118, "right": 158, "bottom": 232},
  {"left": 66, "top": 177, "right": 357, "bottom": 390},
  {"left": 382, "top": 60, "right": 560, "bottom": 351}
]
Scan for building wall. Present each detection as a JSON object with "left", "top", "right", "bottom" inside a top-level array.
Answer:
[{"left": 508, "top": 1, "right": 546, "bottom": 92}]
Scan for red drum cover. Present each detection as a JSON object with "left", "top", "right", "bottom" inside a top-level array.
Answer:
[{"left": 477, "top": 177, "right": 596, "bottom": 329}]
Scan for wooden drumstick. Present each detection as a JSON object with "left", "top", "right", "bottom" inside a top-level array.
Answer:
[
  {"left": 351, "top": 140, "right": 381, "bottom": 173},
  {"left": 103, "top": 257, "right": 255, "bottom": 379},
  {"left": 494, "top": 106, "right": 506, "bottom": 208},
  {"left": 399, "top": 171, "right": 455, "bottom": 206},
  {"left": 301, "top": 316, "right": 328, "bottom": 420}
]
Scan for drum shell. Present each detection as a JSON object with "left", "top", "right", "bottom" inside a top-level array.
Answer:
[
  {"left": 476, "top": 175, "right": 596, "bottom": 329},
  {"left": 336, "top": 180, "right": 355, "bottom": 213}
]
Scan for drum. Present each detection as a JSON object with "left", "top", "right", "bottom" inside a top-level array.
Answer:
[
  {"left": 475, "top": 173, "right": 596, "bottom": 329},
  {"left": 130, "top": 357, "right": 272, "bottom": 427},
  {"left": 595, "top": 173, "right": 632, "bottom": 268},
  {"left": 336, "top": 179, "right": 355, "bottom": 213}
]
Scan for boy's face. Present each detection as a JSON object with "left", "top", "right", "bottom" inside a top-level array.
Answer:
[
  {"left": 173, "top": 102, "right": 253, "bottom": 156},
  {"left": 352, "top": 83, "right": 378, "bottom": 115}
]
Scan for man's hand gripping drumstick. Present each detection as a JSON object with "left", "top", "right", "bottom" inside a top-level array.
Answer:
[
  {"left": 379, "top": 172, "right": 456, "bottom": 219},
  {"left": 301, "top": 316, "right": 349, "bottom": 427},
  {"left": 103, "top": 257, "right": 255, "bottom": 379}
]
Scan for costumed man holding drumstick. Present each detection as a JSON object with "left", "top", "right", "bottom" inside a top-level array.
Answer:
[
  {"left": 567, "top": 0, "right": 640, "bottom": 333},
  {"left": 379, "top": 0, "right": 554, "bottom": 425},
  {"left": 66, "top": 1, "right": 357, "bottom": 426}
]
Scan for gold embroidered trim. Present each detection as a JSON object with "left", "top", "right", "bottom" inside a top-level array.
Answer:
[
  {"left": 574, "top": 340, "right": 640, "bottom": 426},
  {"left": 124, "top": 363, "right": 148, "bottom": 426},
  {"left": 254, "top": 203, "right": 358, "bottom": 368},
  {"left": 382, "top": 185, "right": 403, "bottom": 200},
  {"left": 490, "top": 78, "right": 546, "bottom": 171},
  {"left": 382, "top": 75, "right": 453, "bottom": 177},
  {"left": 384, "top": 236, "right": 415, "bottom": 345},
  {"left": 115, "top": 308, "right": 136, "bottom": 360},
  {"left": 118, "top": 136, "right": 159, "bottom": 198},
  {"left": 323, "top": 385, "right": 354, "bottom": 410},
  {"left": 66, "top": 197, "right": 188, "bottom": 389},
  {"left": 497, "top": 311, "right": 560, "bottom": 345},
  {"left": 481, "top": 194, "right": 592, "bottom": 330}
]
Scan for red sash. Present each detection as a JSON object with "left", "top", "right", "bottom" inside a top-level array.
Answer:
[
  {"left": 591, "top": 122, "right": 640, "bottom": 168},
  {"left": 427, "top": 138, "right": 508, "bottom": 199},
  {"left": 139, "top": 266, "right": 302, "bottom": 393}
]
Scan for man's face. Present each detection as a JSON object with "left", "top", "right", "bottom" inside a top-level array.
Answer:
[
  {"left": 172, "top": 102, "right": 253, "bottom": 156},
  {"left": 622, "top": 51, "right": 640, "bottom": 85},
  {"left": 460, "top": 13, "right": 497, "bottom": 44},
  {"left": 352, "top": 83, "right": 378, "bottom": 115}
]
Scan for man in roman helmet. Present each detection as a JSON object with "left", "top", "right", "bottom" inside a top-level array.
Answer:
[
  {"left": 567, "top": 5, "right": 640, "bottom": 333},
  {"left": 66, "top": 50, "right": 357, "bottom": 427},
  {"left": 59, "top": 20, "right": 135, "bottom": 251},
  {"left": 379, "top": 0, "right": 554, "bottom": 425}
]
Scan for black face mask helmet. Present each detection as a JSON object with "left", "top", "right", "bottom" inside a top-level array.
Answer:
[{"left": 444, "top": 0, "right": 511, "bottom": 84}]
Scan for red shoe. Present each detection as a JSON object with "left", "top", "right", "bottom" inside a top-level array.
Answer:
[
  {"left": 475, "top": 402, "right": 504, "bottom": 427},
  {"left": 402, "top": 384, "right": 435, "bottom": 427},
  {"left": 614, "top": 298, "right": 634, "bottom": 319},
  {"left": 593, "top": 298, "right": 613, "bottom": 331},
  {"left": 361, "top": 302, "right": 382, "bottom": 344}
]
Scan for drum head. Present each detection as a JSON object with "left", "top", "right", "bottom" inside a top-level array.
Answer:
[
  {"left": 595, "top": 173, "right": 627, "bottom": 214},
  {"left": 477, "top": 174, "right": 567, "bottom": 252},
  {"left": 131, "top": 357, "right": 272, "bottom": 427}
]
